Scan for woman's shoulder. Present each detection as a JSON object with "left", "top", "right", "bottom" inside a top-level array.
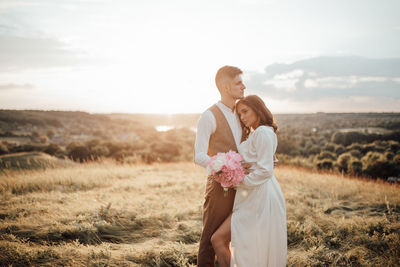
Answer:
[
  {"left": 250, "top": 125, "right": 275, "bottom": 141},
  {"left": 254, "top": 125, "right": 274, "bottom": 134}
]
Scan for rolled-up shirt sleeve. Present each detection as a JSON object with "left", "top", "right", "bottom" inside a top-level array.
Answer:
[
  {"left": 194, "top": 110, "right": 216, "bottom": 168},
  {"left": 240, "top": 128, "right": 275, "bottom": 187}
]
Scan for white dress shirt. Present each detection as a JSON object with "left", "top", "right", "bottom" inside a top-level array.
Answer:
[{"left": 194, "top": 101, "right": 243, "bottom": 168}]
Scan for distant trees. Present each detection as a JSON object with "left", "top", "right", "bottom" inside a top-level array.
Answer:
[
  {"left": 0, "top": 110, "right": 62, "bottom": 127},
  {"left": 331, "top": 130, "right": 400, "bottom": 146},
  {"left": 310, "top": 140, "right": 400, "bottom": 179},
  {"left": 272, "top": 121, "right": 400, "bottom": 180},
  {"left": 1, "top": 110, "right": 399, "bottom": 180},
  {"left": 63, "top": 130, "right": 188, "bottom": 163},
  {"left": 1, "top": 131, "right": 191, "bottom": 164}
]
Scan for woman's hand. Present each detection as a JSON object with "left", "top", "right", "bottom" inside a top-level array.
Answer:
[
  {"left": 242, "top": 162, "right": 252, "bottom": 175},
  {"left": 273, "top": 155, "right": 278, "bottom": 167}
]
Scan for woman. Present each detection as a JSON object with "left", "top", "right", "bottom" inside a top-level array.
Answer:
[{"left": 210, "top": 95, "right": 287, "bottom": 267}]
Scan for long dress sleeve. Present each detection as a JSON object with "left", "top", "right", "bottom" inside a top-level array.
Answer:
[{"left": 239, "top": 127, "right": 276, "bottom": 188}]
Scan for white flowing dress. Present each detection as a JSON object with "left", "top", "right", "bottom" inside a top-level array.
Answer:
[{"left": 231, "top": 126, "right": 287, "bottom": 267}]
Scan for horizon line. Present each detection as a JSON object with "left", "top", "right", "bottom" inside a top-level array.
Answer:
[{"left": 1, "top": 108, "right": 400, "bottom": 116}]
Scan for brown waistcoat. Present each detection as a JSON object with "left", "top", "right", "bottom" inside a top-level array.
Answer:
[
  {"left": 197, "top": 104, "right": 243, "bottom": 267},
  {"left": 207, "top": 104, "right": 239, "bottom": 156}
]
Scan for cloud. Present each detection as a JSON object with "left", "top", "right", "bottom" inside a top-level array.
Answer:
[
  {"left": 281, "top": 96, "right": 400, "bottom": 113},
  {"left": 0, "top": 34, "right": 88, "bottom": 72},
  {"left": 246, "top": 56, "right": 400, "bottom": 102},
  {"left": 263, "top": 56, "right": 400, "bottom": 78},
  {"left": 0, "top": 83, "right": 35, "bottom": 90},
  {"left": 0, "top": 1, "right": 37, "bottom": 10}
]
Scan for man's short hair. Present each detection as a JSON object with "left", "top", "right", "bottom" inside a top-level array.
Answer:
[{"left": 215, "top": 66, "right": 243, "bottom": 91}]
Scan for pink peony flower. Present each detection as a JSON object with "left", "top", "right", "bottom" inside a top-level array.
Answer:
[{"left": 206, "top": 150, "right": 246, "bottom": 196}]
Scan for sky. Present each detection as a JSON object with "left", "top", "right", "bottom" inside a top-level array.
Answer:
[{"left": 0, "top": 0, "right": 399, "bottom": 114}]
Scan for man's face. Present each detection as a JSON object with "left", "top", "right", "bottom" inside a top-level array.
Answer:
[{"left": 227, "top": 75, "right": 246, "bottom": 100}]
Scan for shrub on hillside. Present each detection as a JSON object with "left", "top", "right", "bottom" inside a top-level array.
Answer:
[
  {"left": 323, "top": 143, "right": 335, "bottom": 152},
  {"left": 384, "top": 152, "right": 394, "bottom": 161},
  {"left": 111, "top": 150, "right": 130, "bottom": 162},
  {"left": 389, "top": 141, "right": 400, "bottom": 153},
  {"left": 308, "top": 145, "right": 321, "bottom": 155},
  {"left": 66, "top": 140, "right": 113, "bottom": 162},
  {"left": 348, "top": 149, "right": 362, "bottom": 159},
  {"left": 394, "top": 154, "right": 400, "bottom": 165},
  {"left": 334, "top": 144, "right": 345, "bottom": 155},
  {"left": 315, "top": 151, "right": 337, "bottom": 161},
  {"left": 361, "top": 152, "right": 397, "bottom": 178},
  {"left": 315, "top": 159, "right": 334, "bottom": 170},
  {"left": 43, "top": 144, "right": 63, "bottom": 156},
  {"left": 91, "top": 145, "right": 110, "bottom": 160},
  {"left": 84, "top": 140, "right": 110, "bottom": 159},
  {"left": 336, "top": 153, "right": 352, "bottom": 173},
  {"left": 103, "top": 141, "right": 125, "bottom": 158},
  {"left": 360, "top": 143, "right": 385, "bottom": 154},
  {"left": 66, "top": 142, "right": 90, "bottom": 162},
  {"left": 348, "top": 158, "right": 363, "bottom": 175},
  {"left": 346, "top": 143, "right": 362, "bottom": 152},
  {"left": 140, "top": 151, "right": 159, "bottom": 164}
]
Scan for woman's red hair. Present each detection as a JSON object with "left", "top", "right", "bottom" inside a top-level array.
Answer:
[{"left": 236, "top": 95, "right": 278, "bottom": 140}]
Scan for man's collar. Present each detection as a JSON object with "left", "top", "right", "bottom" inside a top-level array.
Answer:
[{"left": 217, "top": 101, "right": 236, "bottom": 113}]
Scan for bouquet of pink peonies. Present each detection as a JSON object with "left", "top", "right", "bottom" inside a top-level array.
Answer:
[{"left": 206, "top": 150, "right": 246, "bottom": 196}]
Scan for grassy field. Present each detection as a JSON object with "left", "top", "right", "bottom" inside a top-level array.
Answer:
[
  {"left": 0, "top": 162, "right": 399, "bottom": 266},
  {"left": 0, "top": 152, "right": 75, "bottom": 170}
]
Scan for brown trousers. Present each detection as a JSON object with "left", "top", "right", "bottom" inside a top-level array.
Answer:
[{"left": 197, "top": 177, "right": 236, "bottom": 267}]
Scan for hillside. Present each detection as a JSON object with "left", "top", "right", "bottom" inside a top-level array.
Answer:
[
  {"left": 1, "top": 109, "right": 399, "bottom": 179},
  {"left": 0, "top": 162, "right": 399, "bottom": 266},
  {"left": 0, "top": 152, "right": 75, "bottom": 170}
]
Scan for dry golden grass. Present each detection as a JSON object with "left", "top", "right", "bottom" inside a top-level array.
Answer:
[{"left": 0, "top": 162, "right": 399, "bottom": 266}]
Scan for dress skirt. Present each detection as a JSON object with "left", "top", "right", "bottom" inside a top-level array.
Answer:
[{"left": 230, "top": 175, "right": 287, "bottom": 267}]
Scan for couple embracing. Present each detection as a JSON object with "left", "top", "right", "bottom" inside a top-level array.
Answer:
[{"left": 194, "top": 66, "right": 287, "bottom": 267}]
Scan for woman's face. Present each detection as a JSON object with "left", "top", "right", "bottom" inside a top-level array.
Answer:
[{"left": 237, "top": 102, "right": 260, "bottom": 129}]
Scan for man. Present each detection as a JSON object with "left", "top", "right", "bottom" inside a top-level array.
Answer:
[{"left": 194, "top": 65, "right": 245, "bottom": 267}]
